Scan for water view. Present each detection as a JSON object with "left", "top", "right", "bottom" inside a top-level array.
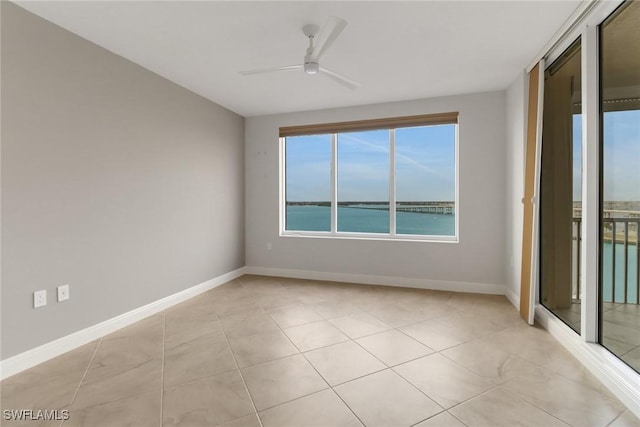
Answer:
[{"left": 286, "top": 202, "right": 455, "bottom": 236}]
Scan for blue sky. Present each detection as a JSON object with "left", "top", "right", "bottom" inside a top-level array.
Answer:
[
  {"left": 573, "top": 110, "right": 640, "bottom": 201},
  {"left": 285, "top": 125, "right": 456, "bottom": 202},
  {"left": 602, "top": 110, "right": 640, "bottom": 202}
]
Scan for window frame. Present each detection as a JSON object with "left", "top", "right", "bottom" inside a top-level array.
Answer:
[{"left": 279, "top": 113, "right": 460, "bottom": 243}]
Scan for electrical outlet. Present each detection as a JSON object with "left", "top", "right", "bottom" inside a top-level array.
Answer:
[
  {"left": 34, "top": 290, "right": 47, "bottom": 308},
  {"left": 58, "top": 284, "right": 70, "bottom": 302}
]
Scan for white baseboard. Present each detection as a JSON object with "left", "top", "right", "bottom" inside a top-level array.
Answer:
[
  {"left": 505, "top": 287, "right": 520, "bottom": 310},
  {"left": 535, "top": 304, "right": 640, "bottom": 419},
  {"left": 245, "top": 266, "right": 506, "bottom": 295},
  {"left": 0, "top": 267, "right": 246, "bottom": 381}
]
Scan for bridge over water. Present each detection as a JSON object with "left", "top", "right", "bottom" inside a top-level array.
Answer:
[{"left": 287, "top": 201, "right": 456, "bottom": 215}]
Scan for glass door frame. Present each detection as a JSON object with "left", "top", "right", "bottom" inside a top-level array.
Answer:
[{"left": 533, "top": 0, "right": 625, "bottom": 343}]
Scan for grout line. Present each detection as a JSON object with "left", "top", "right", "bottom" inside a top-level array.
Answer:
[
  {"left": 255, "top": 386, "right": 332, "bottom": 412},
  {"left": 61, "top": 337, "right": 103, "bottom": 427},
  {"left": 159, "top": 312, "right": 166, "bottom": 427},
  {"left": 330, "top": 387, "right": 367, "bottom": 426},
  {"left": 218, "top": 313, "right": 264, "bottom": 427},
  {"left": 606, "top": 410, "right": 629, "bottom": 427},
  {"left": 407, "top": 409, "right": 451, "bottom": 427},
  {"left": 265, "top": 310, "right": 366, "bottom": 426}
]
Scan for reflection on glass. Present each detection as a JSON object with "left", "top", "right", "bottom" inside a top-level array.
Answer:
[
  {"left": 284, "top": 134, "right": 331, "bottom": 231},
  {"left": 599, "top": 0, "right": 640, "bottom": 373},
  {"left": 395, "top": 125, "right": 456, "bottom": 236},
  {"left": 540, "top": 38, "right": 582, "bottom": 333},
  {"left": 337, "top": 130, "right": 389, "bottom": 233}
]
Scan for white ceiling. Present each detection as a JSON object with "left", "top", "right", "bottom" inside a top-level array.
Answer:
[{"left": 15, "top": 1, "right": 582, "bottom": 117}]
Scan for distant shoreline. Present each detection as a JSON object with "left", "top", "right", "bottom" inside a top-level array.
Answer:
[{"left": 287, "top": 201, "right": 455, "bottom": 207}]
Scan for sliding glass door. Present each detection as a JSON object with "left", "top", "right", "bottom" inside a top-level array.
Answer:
[
  {"left": 599, "top": 0, "right": 640, "bottom": 373},
  {"left": 539, "top": 39, "right": 583, "bottom": 334},
  {"left": 537, "top": 0, "right": 640, "bottom": 374}
]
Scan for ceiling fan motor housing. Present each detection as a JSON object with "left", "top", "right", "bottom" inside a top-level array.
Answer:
[{"left": 304, "top": 55, "right": 319, "bottom": 75}]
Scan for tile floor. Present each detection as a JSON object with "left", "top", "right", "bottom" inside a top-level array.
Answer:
[{"left": 2, "top": 275, "right": 639, "bottom": 427}]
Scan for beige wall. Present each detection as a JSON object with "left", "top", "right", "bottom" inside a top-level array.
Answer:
[
  {"left": 245, "top": 91, "right": 507, "bottom": 291},
  {"left": 1, "top": 2, "right": 245, "bottom": 359},
  {"left": 504, "top": 72, "right": 527, "bottom": 305}
]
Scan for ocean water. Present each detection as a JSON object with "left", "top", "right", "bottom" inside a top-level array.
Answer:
[
  {"left": 285, "top": 205, "right": 455, "bottom": 236},
  {"left": 603, "top": 242, "right": 639, "bottom": 303}
]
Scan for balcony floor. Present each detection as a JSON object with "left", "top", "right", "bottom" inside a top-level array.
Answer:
[{"left": 551, "top": 301, "right": 640, "bottom": 374}]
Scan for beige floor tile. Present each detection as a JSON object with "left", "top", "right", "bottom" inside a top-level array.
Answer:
[
  {"left": 356, "top": 330, "right": 434, "bottom": 366},
  {"left": 5, "top": 275, "right": 638, "bottom": 427},
  {"left": 334, "top": 369, "right": 442, "bottom": 427},
  {"left": 164, "top": 302, "right": 221, "bottom": 348},
  {"left": 414, "top": 412, "right": 466, "bottom": 427},
  {"left": 211, "top": 293, "right": 262, "bottom": 318},
  {"left": 0, "top": 341, "right": 98, "bottom": 418},
  {"left": 468, "top": 301, "right": 525, "bottom": 328},
  {"left": 400, "top": 319, "right": 464, "bottom": 351},
  {"left": 219, "top": 414, "right": 262, "bottom": 427},
  {"left": 304, "top": 341, "right": 386, "bottom": 386},
  {"left": 91, "top": 315, "right": 164, "bottom": 369},
  {"left": 543, "top": 350, "right": 612, "bottom": 394},
  {"left": 72, "top": 358, "right": 162, "bottom": 410},
  {"left": 609, "top": 410, "right": 640, "bottom": 427},
  {"left": 603, "top": 335, "right": 637, "bottom": 356},
  {"left": 283, "top": 320, "right": 349, "bottom": 352},
  {"left": 268, "top": 305, "right": 322, "bottom": 328},
  {"left": 227, "top": 330, "right": 299, "bottom": 368},
  {"left": 163, "top": 331, "right": 237, "bottom": 387},
  {"left": 621, "top": 346, "right": 640, "bottom": 372},
  {"left": 400, "top": 300, "right": 459, "bottom": 321},
  {"left": 241, "top": 354, "right": 328, "bottom": 410},
  {"left": 394, "top": 353, "right": 492, "bottom": 409},
  {"left": 72, "top": 317, "right": 163, "bottom": 409},
  {"left": 328, "top": 312, "right": 391, "bottom": 339},
  {"left": 164, "top": 293, "right": 216, "bottom": 317},
  {"left": 64, "top": 390, "right": 160, "bottom": 427},
  {"left": 603, "top": 308, "right": 640, "bottom": 330},
  {"left": 259, "top": 389, "right": 362, "bottom": 427},
  {"left": 256, "top": 293, "right": 301, "bottom": 312},
  {"left": 614, "top": 304, "right": 640, "bottom": 314},
  {"left": 503, "top": 367, "right": 626, "bottom": 426},
  {"left": 428, "top": 312, "right": 506, "bottom": 342},
  {"left": 442, "top": 339, "right": 543, "bottom": 383},
  {"left": 602, "top": 321, "right": 640, "bottom": 347},
  {"left": 311, "top": 300, "right": 362, "bottom": 319},
  {"left": 449, "top": 386, "right": 569, "bottom": 427},
  {"left": 479, "top": 323, "right": 565, "bottom": 365},
  {"left": 365, "top": 303, "right": 431, "bottom": 327},
  {"left": 162, "top": 370, "right": 254, "bottom": 426},
  {"left": 220, "top": 311, "right": 280, "bottom": 338}
]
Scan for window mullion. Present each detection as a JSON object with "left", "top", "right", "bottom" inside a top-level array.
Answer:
[
  {"left": 331, "top": 133, "right": 338, "bottom": 235},
  {"left": 390, "top": 129, "right": 396, "bottom": 236},
  {"left": 581, "top": 24, "right": 599, "bottom": 343}
]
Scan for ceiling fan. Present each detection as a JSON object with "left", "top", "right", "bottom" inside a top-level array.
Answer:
[{"left": 239, "top": 16, "right": 360, "bottom": 90}]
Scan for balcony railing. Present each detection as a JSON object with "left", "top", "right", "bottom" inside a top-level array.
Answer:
[{"left": 572, "top": 216, "right": 640, "bottom": 304}]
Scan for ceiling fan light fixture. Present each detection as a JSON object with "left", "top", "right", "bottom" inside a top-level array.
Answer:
[{"left": 304, "top": 60, "right": 319, "bottom": 75}]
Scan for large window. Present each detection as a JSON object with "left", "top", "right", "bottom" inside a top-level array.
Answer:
[{"left": 281, "top": 114, "right": 458, "bottom": 241}]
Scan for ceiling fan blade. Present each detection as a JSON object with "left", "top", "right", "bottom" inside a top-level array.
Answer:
[
  {"left": 239, "top": 65, "right": 302, "bottom": 75},
  {"left": 311, "top": 16, "right": 347, "bottom": 60},
  {"left": 319, "top": 67, "right": 360, "bottom": 90}
]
